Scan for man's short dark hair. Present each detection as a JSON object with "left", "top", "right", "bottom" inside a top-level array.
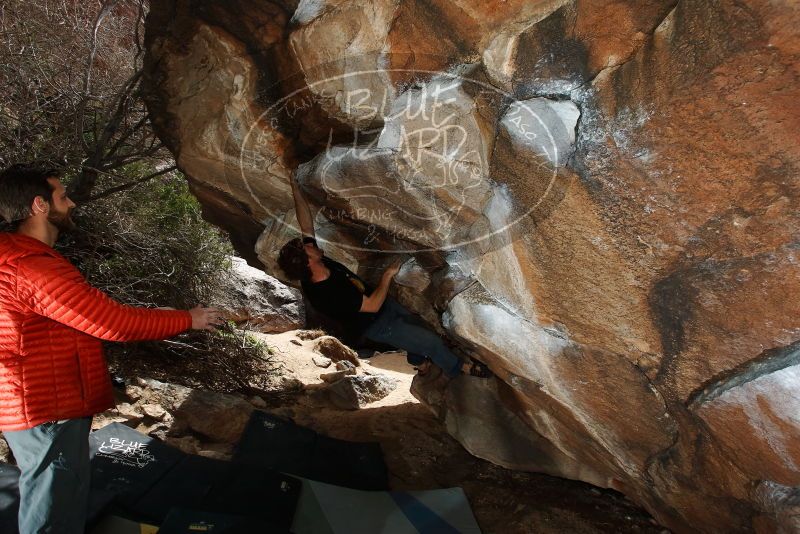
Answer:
[
  {"left": 0, "top": 163, "right": 62, "bottom": 223},
  {"left": 278, "top": 237, "right": 313, "bottom": 280}
]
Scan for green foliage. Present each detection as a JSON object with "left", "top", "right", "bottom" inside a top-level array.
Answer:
[
  {"left": 61, "top": 169, "right": 232, "bottom": 308},
  {"left": 56, "top": 168, "right": 277, "bottom": 394}
]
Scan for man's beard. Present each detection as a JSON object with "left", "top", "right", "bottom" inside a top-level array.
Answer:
[{"left": 48, "top": 208, "right": 76, "bottom": 232}]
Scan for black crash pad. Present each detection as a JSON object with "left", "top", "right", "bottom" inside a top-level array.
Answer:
[
  {"left": 134, "top": 454, "right": 300, "bottom": 531},
  {"left": 233, "top": 411, "right": 388, "bottom": 491},
  {"left": 88, "top": 422, "right": 185, "bottom": 521}
]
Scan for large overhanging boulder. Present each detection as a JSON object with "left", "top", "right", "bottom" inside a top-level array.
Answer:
[{"left": 143, "top": 0, "right": 800, "bottom": 531}]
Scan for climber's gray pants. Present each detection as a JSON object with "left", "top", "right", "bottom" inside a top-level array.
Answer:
[{"left": 4, "top": 417, "right": 92, "bottom": 534}]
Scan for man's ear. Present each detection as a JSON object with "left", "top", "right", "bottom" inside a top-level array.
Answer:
[{"left": 31, "top": 196, "right": 49, "bottom": 215}]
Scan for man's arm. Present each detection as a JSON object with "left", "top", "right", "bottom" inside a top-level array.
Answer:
[
  {"left": 360, "top": 261, "right": 401, "bottom": 313},
  {"left": 17, "top": 255, "right": 217, "bottom": 341},
  {"left": 291, "top": 172, "right": 315, "bottom": 239}
]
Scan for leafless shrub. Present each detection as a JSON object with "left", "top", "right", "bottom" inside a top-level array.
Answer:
[
  {"left": 108, "top": 323, "right": 278, "bottom": 394},
  {"left": 0, "top": 0, "right": 172, "bottom": 201}
]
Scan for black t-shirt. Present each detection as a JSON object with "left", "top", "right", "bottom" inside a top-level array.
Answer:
[{"left": 302, "top": 258, "right": 377, "bottom": 342}]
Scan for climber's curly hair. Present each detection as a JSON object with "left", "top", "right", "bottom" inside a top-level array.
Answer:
[{"left": 277, "top": 237, "right": 315, "bottom": 280}]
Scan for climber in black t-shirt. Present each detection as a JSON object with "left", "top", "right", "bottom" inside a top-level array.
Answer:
[
  {"left": 276, "top": 172, "right": 492, "bottom": 379},
  {"left": 301, "top": 253, "right": 379, "bottom": 344}
]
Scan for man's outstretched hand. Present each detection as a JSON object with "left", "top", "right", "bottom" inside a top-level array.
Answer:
[{"left": 189, "top": 306, "right": 224, "bottom": 331}]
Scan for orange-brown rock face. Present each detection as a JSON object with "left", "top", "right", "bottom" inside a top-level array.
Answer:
[{"left": 143, "top": 0, "right": 800, "bottom": 531}]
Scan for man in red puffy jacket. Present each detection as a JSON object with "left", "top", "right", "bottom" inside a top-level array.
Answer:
[{"left": 0, "top": 163, "right": 222, "bottom": 534}]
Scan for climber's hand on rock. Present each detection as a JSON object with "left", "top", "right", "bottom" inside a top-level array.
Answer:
[
  {"left": 382, "top": 258, "right": 403, "bottom": 280},
  {"left": 289, "top": 169, "right": 301, "bottom": 188},
  {"left": 189, "top": 306, "right": 224, "bottom": 331}
]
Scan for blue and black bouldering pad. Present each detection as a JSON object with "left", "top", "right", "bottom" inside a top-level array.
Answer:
[
  {"left": 199, "top": 459, "right": 300, "bottom": 528},
  {"left": 292, "top": 479, "right": 483, "bottom": 534},
  {"left": 88, "top": 422, "right": 300, "bottom": 531},
  {"left": 134, "top": 454, "right": 300, "bottom": 531},
  {"left": 234, "top": 411, "right": 388, "bottom": 490},
  {"left": 88, "top": 422, "right": 185, "bottom": 522},
  {"left": 132, "top": 454, "right": 229, "bottom": 522}
]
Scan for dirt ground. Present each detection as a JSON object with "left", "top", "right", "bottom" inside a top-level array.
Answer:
[{"left": 260, "top": 331, "right": 668, "bottom": 534}]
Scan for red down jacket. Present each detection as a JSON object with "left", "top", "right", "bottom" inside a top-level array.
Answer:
[{"left": 0, "top": 233, "right": 192, "bottom": 431}]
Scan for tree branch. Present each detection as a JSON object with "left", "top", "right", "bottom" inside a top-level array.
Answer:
[
  {"left": 96, "top": 69, "right": 142, "bottom": 154},
  {"left": 75, "top": 0, "right": 120, "bottom": 151},
  {"left": 87, "top": 164, "right": 178, "bottom": 201},
  {"left": 103, "top": 104, "right": 148, "bottom": 161},
  {"left": 133, "top": 0, "right": 147, "bottom": 69}
]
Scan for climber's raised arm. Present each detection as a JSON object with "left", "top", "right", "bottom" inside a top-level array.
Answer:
[{"left": 290, "top": 171, "right": 315, "bottom": 240}]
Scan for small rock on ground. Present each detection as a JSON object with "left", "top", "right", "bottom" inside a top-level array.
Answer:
[
  {"left": 115, "top": 402, "right": 144, "bottom": 422},
  {"left": 312, "top": 355, "right": 332, "bottom": 368},
  {"left": 335, "top": 360, "right": 355, "bottom": 371},
  {"left": 314, "top": 336, "right": 361, "bottom": 367},
  {"left": 320, "top": 368, "right": 357, "bottom": 383},
  {"left": 279, "top": 376, "right": 305, "bottom": 391},
  {"left": 326, "top": 374, "right": 398, "bottom": 410},
  {"left": 250, "top": 395, "right": 267, "bottom": 408},
  {"left": 174, "top": 390, "right": 254, "bottom": 443},
  {"left": 296, "top": 329, "right": 326, "bottom": 340},
  {"left": 142, "top": 403, "right": 167, "bottom": 420}
]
